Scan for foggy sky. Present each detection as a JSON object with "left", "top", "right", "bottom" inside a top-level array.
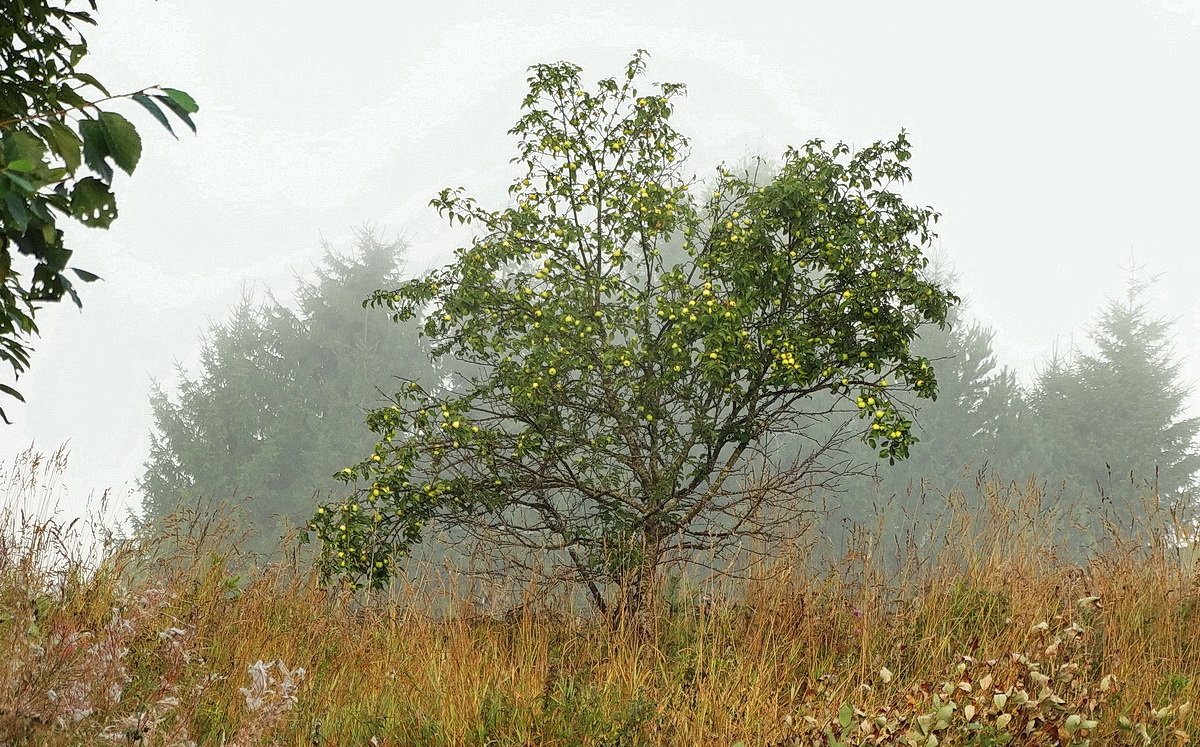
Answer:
[{"left": 4, "top": 0, "right": 1199, "bottom": 522}]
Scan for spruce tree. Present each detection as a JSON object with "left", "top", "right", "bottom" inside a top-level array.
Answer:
[
  {"left": 888, "top": 311, "right": 1027, "bottom": 484},
  {"left": 141, "top": 230, "right": 432, "bottom": 544},
  {"left": 826, "top": 300, "right": 1029, "bottom": 542},
  {"left": 1028, "top": 276, "right": 1200, "bottom": 535}
]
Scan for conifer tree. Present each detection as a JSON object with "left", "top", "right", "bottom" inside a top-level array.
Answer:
[
  {"left": 1028, "top": 276, "right": 1200, "bottom": 534},
  {"left": 891, "top": 310, "right": 1026, "bottom": 483},
  {"left": 141, "top": 230, "right": 431, "bottom": 542},
  {"left": 826, "top": 300, "right": 1029, "bottom": 540}
]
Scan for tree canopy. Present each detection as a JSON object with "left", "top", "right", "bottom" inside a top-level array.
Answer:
[
  {"left": 0, "top": 0, "right": 197, "bottom": 422},
  {"left": 308, "top": 52, "right": 958, "bottom": 612}
]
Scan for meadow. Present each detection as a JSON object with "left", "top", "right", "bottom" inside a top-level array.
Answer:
[{"left": 2, "top": 449, "right": 1198, "bottom": 745}]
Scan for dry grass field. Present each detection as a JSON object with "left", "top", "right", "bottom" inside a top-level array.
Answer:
[{"left": 2, "top": 451, "right": 1198, "bottom": 745}]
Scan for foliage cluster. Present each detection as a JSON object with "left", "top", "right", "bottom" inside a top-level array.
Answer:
[{"left": 0, "top": 0, "right": 197, "bottom": 421}]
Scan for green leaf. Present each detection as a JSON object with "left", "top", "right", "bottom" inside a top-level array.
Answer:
[
  {"left": 4, "top": 172, "right": 35, "bottom": 194},
  {"left": 70, "top": 177, "right": 117, "bottom": 228},
  {"left": 838, "top": 702, "right": 854, "bottom": 729},
  {"left": 26, "top": 197, "right": 52, "bottom": 224},
  {"left": 160, "top": 87, "right": 199, "bottom": 114},
  {"left": 71, "top": 267, "right": 102, "bottom": 283},
  {"left": 69, "top": 42, "right": 89, "bottom": 67},
  {"left": 4, "top": 194, "right": 30, "bottom": 232},
  {"left": 154, "top": 94, "right": 197, "bottom": 134},
  {"left": 40, "top": 122, "right": 83, "bottom": 173},
  {"left": 3, "top": 131, "right": 47, "bottom": 168},
  {"left": 79, "top": 119, "right": 113, "bottom": 181},
  {"left": 132, "top": 93, "right": 176, "bottom": 138},
  {"left": 37, "top": 242, "right": 73, "bottom": 274},
  {"left": 98, "top": 112, "right": 141, "bottom": 175},
  {"left": 62, "top": 276, "right": 83, "bottom": 307},
  {"left": 72, "top": 72, "right": 110, "bottom": 96},
  {"left": 5, "top": 160, "right": 35, "bottom": 173},
  {"left": 55, "top": 83, "right": 89, "bottom": 110}
]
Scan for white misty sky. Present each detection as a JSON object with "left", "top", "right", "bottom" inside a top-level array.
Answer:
[{"left": 3, "top": 0, "right": 1199, "bottom": 521}]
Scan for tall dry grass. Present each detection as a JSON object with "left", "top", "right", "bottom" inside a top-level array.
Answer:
[{"left": 1, "top": 452, "right": 1198, "bottom": 745}]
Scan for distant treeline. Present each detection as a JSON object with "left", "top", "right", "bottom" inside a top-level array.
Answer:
[
  {"left": 816, "top": 269, "right": 1198, "bottom": 554},
  {"left": 140, "top": 230, "right": 1199, "bottom": 555}
]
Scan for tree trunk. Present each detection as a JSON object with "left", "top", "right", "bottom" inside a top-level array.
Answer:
[{"left": 609, "top": 546, "right": 662, "bottom": 625}]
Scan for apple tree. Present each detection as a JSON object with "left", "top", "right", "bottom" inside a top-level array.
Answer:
[
  {"left": 0, "top": 1, "right": 198, "bottom": 421},
  {"left": 308, "top": 52, "right": 956, "bottom": 613}
]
